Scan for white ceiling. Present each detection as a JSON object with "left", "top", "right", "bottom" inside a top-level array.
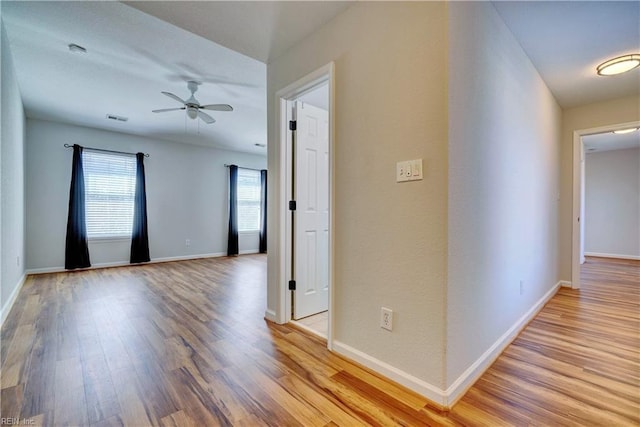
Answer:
[
  {"left": 493, "top": 1, "right": 640, "bottom": 108},
  {"left": 124, "top": 1, "right": 353, "bottom": 64},
  {"left": 2, "top": 1, "right": 638, "bottom": 156},
  {"left": 1, "top": 1, "right": 271, "bottom": 154},
  {"left": 583, "top": 129, "right": 640, "bottom": 153}
]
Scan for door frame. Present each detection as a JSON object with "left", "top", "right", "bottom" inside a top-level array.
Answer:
[
  {"left": 275, "top": 62, "right": 335, "bottom": 350},
  {"left": 571, "top": 120, "right": 640, "bottom": 289}
]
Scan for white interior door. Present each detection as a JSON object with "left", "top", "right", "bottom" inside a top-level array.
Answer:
[{"left": 293, "top": 101, "right": 329, "bottom": 320}]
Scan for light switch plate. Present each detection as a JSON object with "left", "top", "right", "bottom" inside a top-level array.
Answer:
[
  {"left": 411, "top": 159, "right": 423, "bottom": 179},
  {"left": 396, "top": 162, "right": 407, "bottom": 182},
  {"left": 397, "top": 159, "right": 423, "bottom": 182}
]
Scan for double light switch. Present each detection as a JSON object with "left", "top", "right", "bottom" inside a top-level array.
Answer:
[{"left": 396, "top": 159, "right": 423, "bottom": 182}]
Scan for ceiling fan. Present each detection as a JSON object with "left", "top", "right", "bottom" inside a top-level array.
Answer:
[{"left": 152, "top": 80, "right": 233, "bottom": 124}]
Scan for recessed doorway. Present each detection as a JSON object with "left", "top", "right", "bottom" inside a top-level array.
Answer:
[{"left": 276, "top": 63, "right": 335, "bottom": 347}]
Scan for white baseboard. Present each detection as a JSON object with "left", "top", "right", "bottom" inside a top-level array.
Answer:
[
  {"left": 264, "top": 309, "right": 278, "bottom": 323},
  {"left": 585, "top": 252, "right": 640, "bottom": 261},
  {"left": 1, "top": 273, "right": 27, "bottom": 327},
  {"left": 239, "top": 249, "right": 260, "bottom": 255},
  {"left": 559, "top": 280, "right": 572, "bottom": 288},
  {"left": 25, "top": 252, "right": 228, "bottom": 275},
  {"left": 444, "top": 280, "right": 562, "bottom": 407},
  {"left": 151, "top": 252, "right": 227, "bottom": 263},
  {"left": 332, "top": 340, "right": 446, "bottom": 406},
  {"left": 328, "top": 279, "right": 564, "bottom": 409}
]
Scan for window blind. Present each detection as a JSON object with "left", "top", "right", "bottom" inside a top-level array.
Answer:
[
  {"left": 83, "top": 150, "right": 136, "bottom": 238},
  {"left": 237, "top": 168, "right": 261, "bottom": 232}
]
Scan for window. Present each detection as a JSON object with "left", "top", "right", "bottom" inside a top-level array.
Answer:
[
  {"left": 83, "top": 150, "right": 136, "bottom": 238},
  {"left": 237, "top": 168, "right": 261, "bottom": 232}
]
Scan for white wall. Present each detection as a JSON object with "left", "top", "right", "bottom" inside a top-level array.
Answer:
[
  {"left": 26, "top": 119, "right": 266, "bottom": 271},
  {"left": 585, "top": 147, "right": 640, "bottom": 258},
  {"left": 1, "top": 18, "right": 26, "bottom": 321},
  {"left": 268, "top": 2, "right": 449, "bottom": 393},
  {"left": 559, "top": 96, "right": 640, "bottom": 280},
  {"left": 447, "top": 0, "right": 561, "bottom": 391}
]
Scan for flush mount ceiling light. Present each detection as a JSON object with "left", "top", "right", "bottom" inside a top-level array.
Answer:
[
  {"left": 596, "top": 54, "right": 640, "bottom": 76},
  {"left": 613, "top": 127, "right": 639, "bottom": 135}
]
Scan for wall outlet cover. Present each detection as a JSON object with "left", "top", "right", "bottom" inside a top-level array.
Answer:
[{"left": 381, "top": 307, "right": 393, "bottom": 331}]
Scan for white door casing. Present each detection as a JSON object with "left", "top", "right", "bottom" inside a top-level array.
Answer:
[{"left": 293, "top": 101, "right": 329, "bottom": 319}]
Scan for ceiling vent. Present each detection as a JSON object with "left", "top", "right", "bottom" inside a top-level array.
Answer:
[
  {"left": 68, "top": 43, "right": 87, "bottom": 53},
  {"left": 106, "top": 114, "right": 128, "bottom": 122}
]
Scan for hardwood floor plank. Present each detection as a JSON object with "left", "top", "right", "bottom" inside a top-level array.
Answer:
[
  {"left": 110, "top": 368, "right": 154, "bottom": 427},
  {"left": 2, "top": 255, "right": 637, "bottom": 426},
  {"left": 82, "top": 353, "right": 121, "bottom": 425}
]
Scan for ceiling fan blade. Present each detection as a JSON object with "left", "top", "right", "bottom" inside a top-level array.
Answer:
[
  {"left": 200, "top": 104, "right": 233, "bottom": 112},
  {"left": 197, "top": 110, "right": 216, "bottom": 124},
  {"left": 152, "top": 107, "right": 185, "bottom": 113},
  {"left": 161, "top": 91, "right": 187, "bottom": 104}
]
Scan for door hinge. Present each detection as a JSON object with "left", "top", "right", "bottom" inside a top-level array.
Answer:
[
  {"left": 289, "top": 120, "right": 297, "bottom": 131},
  {"left": 289, "top": 200, "right": 296, "bottom": 211},
  {"left": 288, "top": 280, "right": 296, "bottom": 290}
]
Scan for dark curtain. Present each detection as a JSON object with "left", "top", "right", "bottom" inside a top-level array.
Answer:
[
  {"left": 227, "top": 164, "right": 239, "bottom": 256},
  {"left": 65, "top": 144, "right": 91, "bottom": 270},
  {"left": 259, "top": 169, "right": 267, "bottom": 253},
  {"left": 130, "top": 152, "right": 150, "bottom": 263}
]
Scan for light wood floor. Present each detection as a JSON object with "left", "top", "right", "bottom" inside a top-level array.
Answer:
[{"left": 1, "top": 255, "right": 638, "bottom": 426}]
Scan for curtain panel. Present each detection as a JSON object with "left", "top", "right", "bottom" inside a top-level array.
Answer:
[
  {"left": 227, "top": 164, "right": 239, "bottom": 256},
  {"left": 64, "top": 144, "right": 91, "bottom": 269},
  {"left": 259, "top": 169, "right": 267, "bottom": 253},
  {"left": 130, "top": 152, "right": 150, "bottom": 263}
]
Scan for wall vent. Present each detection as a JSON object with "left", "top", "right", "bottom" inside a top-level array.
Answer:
[{"left": 106, "top": 114, "right": 128, "bottom": 122}]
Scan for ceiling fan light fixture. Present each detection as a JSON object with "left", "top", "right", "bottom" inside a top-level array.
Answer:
[
  {"left": 596, "top": 54, "right": 640, "bottom": 76},
  {"left": 186, "top": 106, "right": 198, "bottom": 119},
  {"left": 612, "top": 127, "right": 639, "bottom": 135}
]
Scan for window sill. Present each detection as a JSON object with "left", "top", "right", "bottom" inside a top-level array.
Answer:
[
  {"left": 88, "top": 236, "right": 131, "bottom": 243},
  {"left": 239, "top": 230, "right": 260, "bottom": 235}
]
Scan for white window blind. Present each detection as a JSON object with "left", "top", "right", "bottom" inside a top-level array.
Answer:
[
  {"left": 237, "top": 169, "right": 261, "bottom": 232},
  {"left": 83, "top": 150, "right": 136, "bottom": 238}
]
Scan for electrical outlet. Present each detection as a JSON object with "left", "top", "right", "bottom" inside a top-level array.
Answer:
[
  {"left": 519, "top": 280, "right": 524, "bottom": 295},
  {"left": 185, "top": 239, "right": 191, "bottom": 247},
  {"left": 381, "top": 307, "right": 393, "bottom": 331}
]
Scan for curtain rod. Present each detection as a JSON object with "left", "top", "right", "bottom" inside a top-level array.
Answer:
[
  {"left": 64, "top": 143, "right": 149, "bottom": 157},
  {"left": 224, "top": 164, "right": 264, "bottom": 172}
]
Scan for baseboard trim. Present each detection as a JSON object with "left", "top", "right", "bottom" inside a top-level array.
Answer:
[
  {"left": 1, "top": 273, "right": 27, "bottom": 327},
  {"left": 559, "top": 280, "right": 572, "bottom": 288},
  {"left": 332, "top": 340, "right": 446, "bottom": 406},
  {"left": 151, "top": 252, "right": 227, "bottom": 263},
  {"left": 239, "top": 249, "right": 260, "bottom": 255},
  {"left": 264, "top": 309, "right": 278, "bottom": 323},
  {"left": 25, "top": 252, "right": 230, "bottom": 275},
  {"left": 444, "top": 280, "right": 562, "bottom": 407},
  {"left": 584, "top": 252, "right": 640, "bottom": 261}
]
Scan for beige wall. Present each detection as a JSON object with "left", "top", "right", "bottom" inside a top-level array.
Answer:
[
  {"left": 267, "top": 2, "right": 449, "bottom": 390},
  {"left": 559, "top": 96, "right": 640, "bottom": 280},
  {"left": 447, "top": 1, "right": 561, "bottom": 391},
  {"left": 585, "top": 147, "right": 640, "bottom": 258}
]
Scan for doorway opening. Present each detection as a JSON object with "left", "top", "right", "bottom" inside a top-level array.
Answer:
[
  {"left": 572, "top": 121, "right": 640, "bottom": 288},
  {"left": 276, "top": 63, "right": 335, "bottom": 347}
]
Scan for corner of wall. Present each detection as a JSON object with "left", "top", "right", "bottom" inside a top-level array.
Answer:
[{"left": 1, "top": 18, "right": 27, "bottom": 319}]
